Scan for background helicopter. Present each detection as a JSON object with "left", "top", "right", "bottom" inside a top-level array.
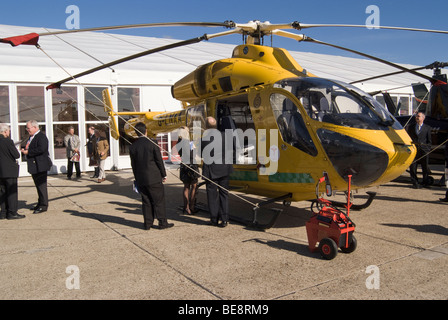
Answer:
[
  {"left": 353, "top": 62, "right": 448, "bottom": 161},
  {"left": 401, "top": 62, "right": 448, "bottom": 164},
  {"left": 363, "top": 61, "right": 448, "bottom": 185},
  {"left": 1, "top": 19, "right": 447, "bottom": 228}
]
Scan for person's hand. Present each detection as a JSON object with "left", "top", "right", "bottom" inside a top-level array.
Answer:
[{"left": 162, "top": 177, "right": 167, "bottom": 183}]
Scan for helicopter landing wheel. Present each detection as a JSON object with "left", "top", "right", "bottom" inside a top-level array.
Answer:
[
  {"left": 340, "top": 235, "right": 357, "bottom": 254},
  {"left": 318, "top": 238, "right": 338, "bottom": 260},
  {"left": 283, "top": 200, "right": 291, "bottom": 207}
]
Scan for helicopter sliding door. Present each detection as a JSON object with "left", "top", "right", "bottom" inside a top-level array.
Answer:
[
  {"left": 216, "top": 94, "right": 257, "bottom": 165},
  {"left": 270, "top": 93, "right": 318, "bottom": 156}
]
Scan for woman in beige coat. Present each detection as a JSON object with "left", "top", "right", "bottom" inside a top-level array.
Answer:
[{"left": 94, "top": 130, "right": 109, "bottom": 183}]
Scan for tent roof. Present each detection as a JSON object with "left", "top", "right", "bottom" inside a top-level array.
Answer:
[{"left": 0, "top": 24, "right": 443, "bottom": 95}]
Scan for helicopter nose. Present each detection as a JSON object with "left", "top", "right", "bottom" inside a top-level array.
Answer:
[{"left": 317, "top": 129, "right": 390, "bottom": 186}]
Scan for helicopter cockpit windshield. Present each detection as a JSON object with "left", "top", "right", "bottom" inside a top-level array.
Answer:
[{"left": 274, "top": 78, "right": 402, "bottom": 130}]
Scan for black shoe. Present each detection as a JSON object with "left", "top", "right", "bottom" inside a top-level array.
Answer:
[
  {"left": 33, "top": 207, "right": 47, "bottom": 214},
  {"left": 0, "top": 213, "right": 6, "bottom": 220},
  {"left": 439, "top": 198, "right": 448, "bottom": 202},
  {"left": 218, "top": 221, "right": 228, "bottom": 228},
  {"left": 91, "top": 175, "right": 98, "bottom": 178},
  {"left": 30, "top": 205, "right": 39, "bottom": 211},
  {"left": 412, "top": 183, "right": 421, "bottom": 189},
  {"left": 143, "top": 224, "right": 152, "bottom": 230},
  {"left": 210, "top": 220, "right": 219, "bottom": 227},
  {"left": 7, "top": 212, "right": 25, "bottom": 220},
  {"left": 158, "top": 222, "right": 174, "bottom": 230}
]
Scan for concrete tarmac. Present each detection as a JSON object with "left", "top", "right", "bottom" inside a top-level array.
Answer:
[{"left": 0, "top": 166, "right": 447, "bottom": 300}]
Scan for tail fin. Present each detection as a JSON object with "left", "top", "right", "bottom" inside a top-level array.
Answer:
[{"left": 102, "top": 89, "right": 120, "bottom": 140}]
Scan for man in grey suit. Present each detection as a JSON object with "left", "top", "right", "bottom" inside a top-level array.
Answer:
[
  {"left": 0, "top": 123, "right": 24, "bottom": 219},
  {"left": 64, "top": 126, "right": 81, "bottom": 180},
  {"left": 407, "top": 112, "right": 432, "bottom": 188},
  {"left": 129, "top": 122, "right": 173, "bottom": 230}
]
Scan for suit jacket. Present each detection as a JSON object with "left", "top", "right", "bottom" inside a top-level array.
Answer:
[
  {"left": 129, "top": 137, "right": 166, "bottom": 187},
  {"left": 0, "top": 135, "right": 20, "bottom": 178},
  {"left": 407, "top": 123, "right": 432, "bottom": 153},
  {"left": 94, "top": 137, "right": 109, "bottom": 160},
  {"left": 64, "top": 134, "right": 81, "bottom": 158},
  {"left": 201, "top": 130, "right": 233, "bottom": 180},
  {"left": 87, "top": 133, "right": 96, "bottom": 156},
  {"left": 26, "top": 131, "right": 52, "bottom": 175}
]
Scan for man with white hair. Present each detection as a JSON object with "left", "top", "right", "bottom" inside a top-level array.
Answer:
[
  {"left": 21, "top": 120, "right": 52, "bottom": 214},
  {"left": 406, "top": 112, "right": 432, "bottom": 188},
  {"left": 0, "top": 123, "right": 24, "bottom": 219},
  {"left": 64, "top": 125, "right": 81, "bottom": 180}
]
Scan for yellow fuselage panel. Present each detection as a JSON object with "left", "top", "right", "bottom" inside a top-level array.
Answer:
[{"left": 172, "top": 44, "right": 312, "bottom": 104}]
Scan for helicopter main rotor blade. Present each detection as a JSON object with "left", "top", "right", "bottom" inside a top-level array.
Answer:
[
  {"left": 0, "top": 21, "right": 235, "bottom": 47},
  {"left": 46, "top": 28, "right": 241, "bottom": 90},
  {"left": 38, "top": 21, "right": 234, "bottom": 36},
  {"left": 272, "top": 29, "right": 444, "bottom": 84},
  {"left": 46, "top": 36, "right": 204, "bottom": 89},
  {"left": 294, "top": 23, "right": 448, "bottom": 35},
  {"left": 302, "top": 36, "right": 439, "bottom": 84},
  {"left": 350, "top": 66, "right": 427, "bottom": 84}
]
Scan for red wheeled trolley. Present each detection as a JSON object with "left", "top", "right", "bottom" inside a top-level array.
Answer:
[{"left": 306, "top": 173, "right": 357, "bottom": 260}]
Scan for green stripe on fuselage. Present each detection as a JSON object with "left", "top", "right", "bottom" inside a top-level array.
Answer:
[{"left": 269, "top": 172, "right": 314, "bottom": 183}]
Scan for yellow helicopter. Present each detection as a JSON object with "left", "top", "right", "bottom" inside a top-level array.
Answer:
[{"left": 3, "top": 20, "right": 446, "bottom": 227}]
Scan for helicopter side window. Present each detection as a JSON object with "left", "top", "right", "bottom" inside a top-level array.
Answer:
[
  {"left": 186, "top": 104, "right": 206, "bottom": 129},
  {"left": 270, "top": 93, "right": 317, "bottom": 156}
]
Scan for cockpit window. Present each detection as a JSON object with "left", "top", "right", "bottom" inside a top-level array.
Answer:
[{"left": 274, "top": 77, "right": 402, "bottom": 130}]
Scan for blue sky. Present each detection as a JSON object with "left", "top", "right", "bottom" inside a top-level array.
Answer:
[{"left": 1, "top": 0, "right": 447, "bottom": 66}]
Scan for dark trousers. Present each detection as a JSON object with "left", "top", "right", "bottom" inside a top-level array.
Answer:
[
  {"left": 206, "top": 175, "right": 229, "bottom": 223},
  {"left": 32, "top": 171, "right": 48, "bottom": 209},
  {"left": 67, "top": 159, "right": 81, "bottom": 178},
  {"left": 410, "top": 149, "right": 430, "bottom": 185},
  {"left": 0, "top": 177, "right": 18, "bottom": 214},
  {"left": 139, "top": 182, "right": 167, "bottom": 227}
]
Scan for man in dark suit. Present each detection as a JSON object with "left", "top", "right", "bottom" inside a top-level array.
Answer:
[
  {"left": 87, "top": 126, "right": 99, "bottom": 178},
  {"left": 0, "top": 123, "right": 24, "bottom": 220},
  {"left": 129, "top": 122, "right": 173, "bottom": 230},
  {"left": 21, "top": 120, "right": 52, "bottom": 213},
  {"left": 406, "top": 112, "right": 432, "bottom": 188},
  {"left": 201, "top": 117, "right": 234, "bottom": 227}
]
